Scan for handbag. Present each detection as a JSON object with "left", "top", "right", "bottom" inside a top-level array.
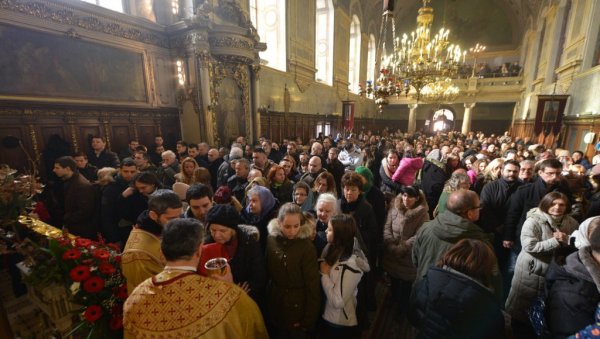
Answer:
[{"left": 528, "top": 294, "right": 547, "bottom": 336}]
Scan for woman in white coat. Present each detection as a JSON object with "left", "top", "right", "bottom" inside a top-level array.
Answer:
[{"left": 319, "top": 214, "right": 370, "bottom": 338}]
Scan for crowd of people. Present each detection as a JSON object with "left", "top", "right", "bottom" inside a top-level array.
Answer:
[{"left": 33, "top": 128, "right": 600, "bottom": 338}]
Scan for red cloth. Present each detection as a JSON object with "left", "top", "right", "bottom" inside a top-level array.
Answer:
[
  {"left": 198, "top": 243, "right": 229, "bottom": 276},
  {"left": 32, "top": 201, "right": 52, "bottom": 222}
]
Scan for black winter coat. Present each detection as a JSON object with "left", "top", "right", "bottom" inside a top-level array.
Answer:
[
  {"left": 478, "top": 178, "right": 523, "bottom": 234},
  {"left": 365, "top": 187, "right": 386, "bottom": 243},
  {"left": 420, "top": 159, "right": 448, "bottom": 217},
  {"left": 379, "top": 163, "right": 401, "bottom": 195},
  {"left": 87, "top": 149, "right": 120, "bottom": 169},
  {"left": 544, "top": 247, "right": 600, "bottom": 339},
  {"left": 339, "top": 195, "right": 377, "bottom": 259},
  {"left": 504, "top": 177, "right": 573, "bottom": 247},
  {"left": 100, "top": 175, "right": 130, "bottom": 243},
  {"left": 408, "top": 266, "right": 506, "bottom": 339},
  {"left": 204, "top": 225, "right": 267, "bottom": 304}
]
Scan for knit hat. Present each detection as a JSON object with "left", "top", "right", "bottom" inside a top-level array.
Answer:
[
  {"left": 205, "top": 204, "right": 240, "bottom": 230},
  {"left": 214, "top": 186, "right": 232, "bottom": 204},
  {"left": 355, "top": 166, "right": 374, "bottom": 193}
]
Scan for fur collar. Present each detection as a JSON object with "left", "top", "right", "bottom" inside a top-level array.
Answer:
[{"left": 267, "top": 218, "right": 313, "bottom": 240}]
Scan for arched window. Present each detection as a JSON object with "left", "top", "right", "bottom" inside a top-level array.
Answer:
[
  {"left": 348, "top": 15, "right": 361, "bottom": 93},
  {"left": 249, "top": 0, "right": 287, "bottom": 71},
  {"left": 81, "top": 0, "right": 123, "bottom": 12},
  {"left": 432, "top": 108, "right": 454, "bottom": 132},
  {"left": 315, "top": 0, "right": 334, "bottom": 85},
  {"left": 366, "top": 34, "right": 376, "bottom": 82}
]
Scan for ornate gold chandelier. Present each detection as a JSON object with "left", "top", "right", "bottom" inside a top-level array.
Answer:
[{"left": 362, "top": 0, "right": 465, "bottom": 111}]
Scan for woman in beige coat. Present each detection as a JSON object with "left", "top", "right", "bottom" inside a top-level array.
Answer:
[
  {"left": 383, "top": 185, "right": 429, "bottom": 313},
  {"left": 505, "top": 192, "right": 579, "bottom": 334}
]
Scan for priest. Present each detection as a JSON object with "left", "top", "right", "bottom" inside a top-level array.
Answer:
[{"left": 124, "top": 218, "right": 268, "bottom": 338}]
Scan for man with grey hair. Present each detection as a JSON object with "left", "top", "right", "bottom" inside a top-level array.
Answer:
[
  {"left": 124, "top": 218, "right": 268, "bottom": 338},
  {"left": 217, "top": 146, "right": 243, "bottom": 187},
  {"left": 157, "top": 150, "right": 180, "bottom": 187},
  {"left": 207, "top": 148, "right": 224, "bottom": 190}
]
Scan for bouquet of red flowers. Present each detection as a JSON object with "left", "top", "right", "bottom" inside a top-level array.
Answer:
[{"left": 47, "top": 233, "right": 126, "bottom": 337}]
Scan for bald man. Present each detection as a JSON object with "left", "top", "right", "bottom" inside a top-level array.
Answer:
[
  {"left": 412, "top": 189, "right": 492, "bottom": 284},
  {"left": 299, "top": 156, "right": 326, "bottom": 186}
]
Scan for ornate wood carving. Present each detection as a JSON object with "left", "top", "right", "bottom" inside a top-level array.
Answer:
[{"left": 0, "top": 0, "right": 169, "bottom": 47}]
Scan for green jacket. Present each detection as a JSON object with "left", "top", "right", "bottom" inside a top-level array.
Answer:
[
  {"left": 412, "top": 210, "right": 491, "bottom": 283},
  {"left": 265, "top": 218, "right": 321, "bottom": 330}
]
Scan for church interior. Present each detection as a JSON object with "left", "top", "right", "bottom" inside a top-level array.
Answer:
[
  {"left": 0, "top": 0, "right": 599, "bottom": 171},
  {"left": 1, "top": 0, "right": 600, "bottom": 337}
]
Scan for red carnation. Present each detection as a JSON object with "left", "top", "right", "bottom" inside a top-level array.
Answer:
[
  {"left": 75, "top": 238, "right": 93, "bottom": 248},
  {"left": 69, "top": 265, "right": 91, "bottom": 282},
  {"left": 62, "top": 248, "right": 81, "bottom": 260},
  {"left": 84, "top": 305, "right": 103, "bottom": 323},
  {"left": 109, "top": 316, "right": 123, "bottom": 330},
  {"left": 99, "top": 263, "right": 116, "bottom": 275},
  {"left": 83, "top": 276, "right": 105, "bottom": 293},
  {"left": 114, "top": 255, "right": 121, "bottom": 264},
  {"left": 92, "top": 249, "right": 110, "bottom": 261}
]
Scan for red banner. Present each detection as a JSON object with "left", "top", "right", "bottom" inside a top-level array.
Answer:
[{"left": 342, "top": 100, "right": 355, "bottom": 131}]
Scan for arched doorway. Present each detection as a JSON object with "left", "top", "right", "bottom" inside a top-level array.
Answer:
[{"left": 431, "top": 108, "right": 455, "bottom": 133}]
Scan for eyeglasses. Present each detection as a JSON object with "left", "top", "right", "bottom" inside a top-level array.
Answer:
[{"left": 470, "top": 206, "right": 482, "bottom": 210}]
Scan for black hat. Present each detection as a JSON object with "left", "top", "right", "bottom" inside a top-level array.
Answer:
[
  {"left": 400, "top": 185, "right": 420, "bottom": 197},
  {"left": 205, "top": 204, "right": 240, "bottom": 230}
]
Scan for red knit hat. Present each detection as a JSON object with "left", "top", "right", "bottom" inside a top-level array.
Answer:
[{"left": 213, "top": 186, "right": 232, "bottom": 204}]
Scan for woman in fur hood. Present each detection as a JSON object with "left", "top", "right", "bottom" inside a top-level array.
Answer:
[
  {"left": 383, "top": 185, "right": 430, "bottom": 313},
  {"left": 265, "top": 203, "right": 321, "bottom": 338}
]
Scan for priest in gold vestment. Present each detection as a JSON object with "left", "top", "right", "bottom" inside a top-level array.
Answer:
[
  {"left": 121, "top": 190, "right": 183, "bottom": 295},
  {"left": 124, "top": 218, "right": 268, "bottom": 338}
]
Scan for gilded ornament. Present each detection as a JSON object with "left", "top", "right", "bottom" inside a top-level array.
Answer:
[{"left": 0, "top": 0, "right": 168, "bottom": 47}]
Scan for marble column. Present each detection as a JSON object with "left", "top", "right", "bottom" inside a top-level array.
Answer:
[
  {"left": 198, "top": 54, "right": 215, "bottom": 144},
  {"left": 461, "top": 102, "right": 476, "bottom": 134},
  {"left": 408, "top": 103, "right": 418, "bottom": 133},
  {"left": 181, "top": 0, "right": 194, "bottom": 19},
  {"left": 252, "top": 66, "right": 261, "bottom": 143}
]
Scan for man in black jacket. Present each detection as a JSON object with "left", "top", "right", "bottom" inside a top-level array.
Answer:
[
  {"left": 504, "top": 158, "right": 573, "bottom": 250},
  {"left": 479, "top": 159, "right": 522, "bottom": 300},
  {"left": 100, "top": 159, "right": 138, "bottom": 244},
  {"left": 87, "top": 136, "right": 120, "bottom": 169},
  {"left": 52, "top": 156, "right": 98, "bottom": 239}
]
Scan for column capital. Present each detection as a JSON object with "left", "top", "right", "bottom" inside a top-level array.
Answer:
[
  {"left": 408, "top": 103, "right": 419, "bottom": 109},
  {"left": 464, "top": 102, "right": 476, "bottom": 109}
]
